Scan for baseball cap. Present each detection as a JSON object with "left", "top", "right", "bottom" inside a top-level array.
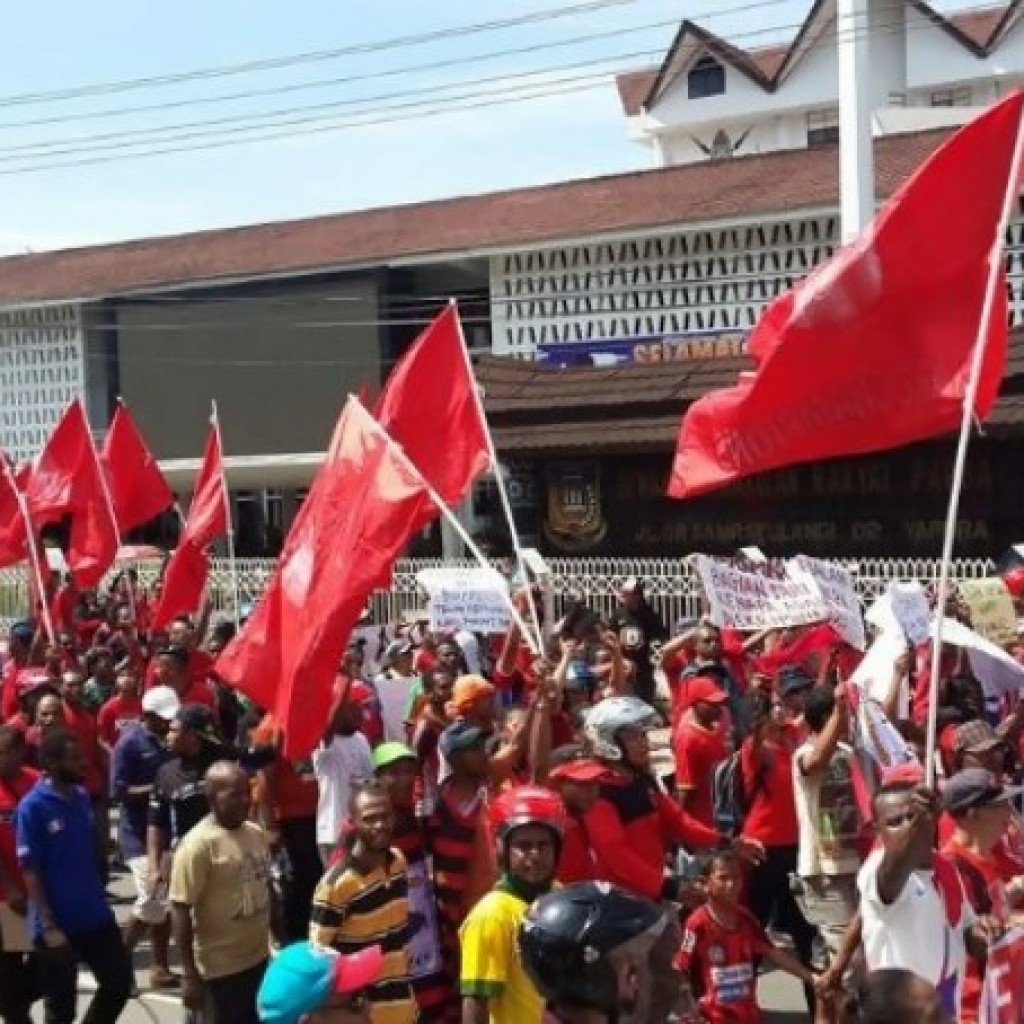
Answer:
[
  {"left": 777, "top": 665, "right": 814, "bottom": 698},
  {"left": 142, "top": 686, "right": 181, "bottom": 722},
  {"left": 943, "top": 768, "right": 1023, "bottom": 815},
  {"left": 8, "top": 620, "right": 34, "bottom": 644},
  {"left": 258, "top": 942, "right": 383, "bottom": 1024},
  {"left": 547, "top": 758, "right": 610, "bottom": 784},
  {"left": 687, "top": 676, "right": 728, "bottom": 706},
  {"left": 175, "top": 704, "right": 221, "bottom": 744},
  {"left": 879, "top": 762, "right": 925, "bottom": 787},
  {"left": 953, "top": 720, "right": 1004, "bottom": 755},
  {"left": 439, "top": 721, "right": 488, "bottom": 758},
  {"left": 372, "top": 742, "right": 416, "bottom": 771},
  {"left": 446, "top": 675, "right": 495, "bottom": 719}
]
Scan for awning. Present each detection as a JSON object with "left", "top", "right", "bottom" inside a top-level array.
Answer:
[{"left": 158, "top": 451, "right": 325, "bottom": 492}]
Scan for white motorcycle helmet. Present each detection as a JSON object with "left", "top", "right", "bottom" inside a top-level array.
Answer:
[{"left": 583, "top": 696, "right": 659, "bottom": 762}]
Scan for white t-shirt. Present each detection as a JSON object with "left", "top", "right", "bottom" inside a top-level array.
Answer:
[
  {"left": 373, "top": 671, "right": 416, "bottom": 743},
  {"left": 311, "top": 732, "right": 373, "bottom": 846},
  {"left": 858, "top": 849, "right": 974, "bottom": 1016},
  {"left": 454, "top": 630, "right": 482, "bottom": 675},
  {"left": 792, "top": 741, "right": 861, "bottom": 878}
]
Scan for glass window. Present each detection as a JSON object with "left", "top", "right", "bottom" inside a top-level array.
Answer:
[
  {"left": 807, "top": 108, "right": 840, "bottom": 148},
  {"left": 931, "top": 87, "right": 972, "bottom": 107},
  {"left": 688, "top": 56, "right": 726, "bottom": 99}
]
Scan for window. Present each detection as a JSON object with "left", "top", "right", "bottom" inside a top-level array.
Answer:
[
  {"left": 931, "top": 86, "right": 972, "bottom": 107},
  {"left": 688, "top": 56, "right": 725, "bottom": 99},
  {"left": 807, "top": 108, "right": 840, "bottom": 148}
]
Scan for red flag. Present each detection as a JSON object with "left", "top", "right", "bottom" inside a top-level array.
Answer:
[
  {"left": 101, "top": 402, "right": 174, "bottom": 533},
  {"left": 669, "top": 90, "right": 1024, "bottom": 499},
  {"left": 150, "top": 423, "right": 227, "bottom": 629},
  {"left": 0, "top": 458, "right": 26, "bottom": 569},
  {"left": 217, "top": 398, "right": 430, "bottom": 758},
  {"left": 374, "top": 303, "right": 489, "bottom": 514},
  {"left": 25, "top": 400, "right": 118, "bottom": 589}
]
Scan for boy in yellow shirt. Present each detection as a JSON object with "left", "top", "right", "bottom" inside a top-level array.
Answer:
[{"left": 460, "top": 786, "right": 566, "bottom": 1024}]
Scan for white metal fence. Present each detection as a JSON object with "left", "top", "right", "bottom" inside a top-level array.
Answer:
[{"left": 1, "top": 555, "right": 996, "bottom": 627}]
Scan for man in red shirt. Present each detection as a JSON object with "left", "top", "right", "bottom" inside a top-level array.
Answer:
[
  {"left": 150, "top": 647, "right": 218, "bottom": 719},
  {"left": 0, "top": 622, "right": 35, "bottom": 723},
  {"left": 546, "top": 752, "right": 605, "bottom": 885},
  {"left": 0, "top": 723, "right": 44, "bottom": 1023},
  {"left": 97, "top": 668, "right": 144, "bottom": 758},
  {"left": 673, "top": 677, "right": 730, "bottom": 830}
]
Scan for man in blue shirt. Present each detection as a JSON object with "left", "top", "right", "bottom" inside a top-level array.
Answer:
[
  {"left": 16, "top": 728, "right": 134, "bottom": 1024},
  {"left": 112, "top": 684, "right": 178, "bottom": 989}
]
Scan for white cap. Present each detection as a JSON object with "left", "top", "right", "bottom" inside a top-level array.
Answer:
[{"left": 142, "top": 685, "right": 181, "bottom": 722}]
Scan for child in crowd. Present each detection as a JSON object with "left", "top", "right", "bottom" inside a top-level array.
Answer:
[{"left": 676, "top": 852, "right": 826, "bottom": 1024}]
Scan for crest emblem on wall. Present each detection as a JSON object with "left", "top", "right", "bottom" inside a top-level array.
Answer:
[{"left": 543, "top": 461, "right": 608, "bottom": 552}]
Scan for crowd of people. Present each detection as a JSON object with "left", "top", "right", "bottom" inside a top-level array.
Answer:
[{"left": 0, "top": 568, "right": 1019, "bottom": 1024}]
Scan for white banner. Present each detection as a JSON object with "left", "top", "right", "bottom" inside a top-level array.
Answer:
[
  {"left": 932, "top": 617, "right": 1024, "bottom": 698},
  {"left": 788, "top": 555, "right": 865, "bottom": 650},
  {"left": 417, "top": 567, "right": 510, "bottom": 634},
  {"left": 867, "top": 582, "right": 931, "bottom": 647},
  {"left": 693, "top": 555, "right": 829, "bottom": 631}
]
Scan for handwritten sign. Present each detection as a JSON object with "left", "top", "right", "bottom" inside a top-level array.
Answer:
[
  {"left": 788, "top": 555, "right": 865, "bottom": 650},
  {"left": 693, "top": 555, "right": 829, "bottom": 631},
  {"left": 869, "top": 582, "right": 932, "bottom": 646},
  {"left": 417, "top": 568, "right": 510, "bottom": 634},
  {"left": 959, "top": 578, "right": 1018, "bottom": 649}
]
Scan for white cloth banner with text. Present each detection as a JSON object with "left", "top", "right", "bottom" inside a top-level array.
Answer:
[
  {"left": 417, "top": 567, "right": 511, "bottom": 634},
  {"left": 693, "top": 555, "right": 829, "bottom": 631},
  {"left": 787, "top": 555, "right": 866, "bottom": 650}
]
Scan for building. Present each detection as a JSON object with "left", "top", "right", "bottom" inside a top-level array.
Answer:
[{"left": 0, "top": 2, "right": 1022, "bottom": 558}]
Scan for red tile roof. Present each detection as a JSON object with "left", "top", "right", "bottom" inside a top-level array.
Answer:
[{"left": 0, "top": 129, "right": 954, "bottom": 305}]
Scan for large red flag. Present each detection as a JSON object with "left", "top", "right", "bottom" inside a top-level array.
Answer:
[
  {"left": 0, "top": 457, "right": 26, "bottom": 569},
  {"left": 25, "top": 399, "right": 118, "bottom": 588},
  {"left": 669, "top": 90, "right": 1024, "bottom": 500},
  {"left": 217, "top": 398, "right": 430, "bottom": 758},
  {"left": 101, "top": 402, "right": 174, "bottom": 533},
  {"left": 374, "top": 302, "right": 489, "bottom": 515},
  {"left": 151, "top": 424, "right": 227, "bottom": 629}
]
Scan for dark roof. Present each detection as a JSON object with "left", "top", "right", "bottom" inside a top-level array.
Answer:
[
  {"left": 480, "top": 328, "right": 1024, "bottom": 455},
  {"left": 628, "top": 2, "right": 1021, "bottom": 115},
  {"left": 0, "top": 129, "right": 953, "bottom": 305}
]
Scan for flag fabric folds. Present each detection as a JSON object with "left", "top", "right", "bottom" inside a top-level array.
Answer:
[
  {"left": 374, "top": 302, "right": 489, "bottom": 519},
  {"left": 669, "top": 90, "right": 1024, "bottom": 500},
  {"left": 101, "top": 402, "right": 174, "bottom": 533},
  {"left": 0, "top": 457, "right": 26, "bottom": 569},
  {"left": 216, "top": 398, "right": 431, "bottom": 758},
  {"left": 151, "top": 425, "right": 227, "bottom": 630},
  {"left": 25, "top": 399, "right": 118, "bottom": 588}
]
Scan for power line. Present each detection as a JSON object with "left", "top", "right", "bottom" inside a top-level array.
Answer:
[
  {"left": 0, "top": 3, "right": 935, "bottom": 175},
  {"left": 0, "top": 0, "right": 666, "bottom": 109}
]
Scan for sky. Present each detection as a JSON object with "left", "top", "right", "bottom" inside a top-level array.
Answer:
[{"left": 0, "top": 0, "right": 971, "bottom": 254}]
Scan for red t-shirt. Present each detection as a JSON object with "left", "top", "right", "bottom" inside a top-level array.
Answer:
[
  {"left": 0, "top": 767, "right": 39, "bottom": 899},
  {"left": 677, "top": 904, "right": 769, "bottom": 1024},
  {"left": 145, "top": 649, "right": 217, "bottom": 691},
  {"left": 556, "top": 817, "right": 596, "bottom": 885},
  {"left": 740, "top": 726, "right": 801, "bottom": 847},
  {"left": 179, "top": 681, "right": 218, "bottom": 718},
  {"left": 62, "top": 702, "right": 105, "bottom": 796},
  {"left": 271, "top": 757, "right": 319, "bottom": 822},
  {"left": 96, "top": 694, "right": 144, "bottom": 748},
  {"left": 673, "top": 720, "right": 729, "bottom": 830}
]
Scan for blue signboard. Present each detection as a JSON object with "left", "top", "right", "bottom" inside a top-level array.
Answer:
[{"left": 537, "top": 331, "right": 747, "bottom": 368}]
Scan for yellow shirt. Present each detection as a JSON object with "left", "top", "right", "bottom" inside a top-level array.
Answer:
[
  {"left": 459, "top": 889, "right": 545, "bottom": 1024},
  {"left": 168, "top": 816, "right": 271, "bottom": 980}
]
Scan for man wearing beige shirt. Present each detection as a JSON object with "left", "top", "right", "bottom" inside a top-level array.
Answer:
[{"left": 170, "top": 761, "right": 279, "bottom": 1024}]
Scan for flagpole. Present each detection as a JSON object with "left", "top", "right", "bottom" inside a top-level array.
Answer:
[
  {"left": 352, "top": 397, "right": 542, "bottom": 656},
  {"left": 450, "top": 299, "right": 545, "bottom": 655},
  {"left": 210, "top": 401, "right": 240, "bottom": 629},
  {"left": 3, "top": 461, "right": 55, "bottom": 644},
  {"left": 89, "top": 400, "right": 138, "bottom": 629},
  {"left": 924, "top": 106, "right": 1024, "bottom": 788}
]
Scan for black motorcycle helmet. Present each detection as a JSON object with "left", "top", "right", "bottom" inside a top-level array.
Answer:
[{"left": 518, "top": 882, "right": 665, "bottom": 1017}]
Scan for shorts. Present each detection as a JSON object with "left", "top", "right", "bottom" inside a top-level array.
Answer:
[
  {"left": 128, "top": 855, "right": 170, "bottom": 925},
  {"left": 792, "top": 873, "right": 858, "bottom": 961}
]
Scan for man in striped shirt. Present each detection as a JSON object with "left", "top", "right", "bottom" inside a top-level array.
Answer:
[{"left": 310, "top": 780, "right": 416, "bottom": 1024}]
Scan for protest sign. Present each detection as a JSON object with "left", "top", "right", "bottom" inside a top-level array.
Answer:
[
  {"left": 788, "top": 555, "right": 865, "bottom": 650},
  {"left": 959, "top": 578, "right": 1018, "bottom": 648},
  {"left": 417, "top": 567, "right": 510, "bottom": 634},
  {"left": 693, "top": 555, "right": 829, "bottom": 631},
  {"left": 850, "top": 627, "right": 908, "bottom": 708},
  {"left": 932, "top": 617, "right": 1024, "bottom": 698},
  {"left": 980, "top": 926, "right": 1024, "bottom": 1024},
  {"left": 868, "top": 582, "right": 931, "bottom": 646}
]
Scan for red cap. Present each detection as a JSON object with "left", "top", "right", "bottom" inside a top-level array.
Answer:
[
  {"left": 879, "top": 762, "right": 925, "bottom": 787},
  {"left": 547, "top": 759, "right": 611, "bottom": 784},
  {"left": 1004, "top": 567, "right": 1024, "bottom": 599},
  {"left": 688, "top": 676, "right": 728, "bottom": 705},
  {"left": 336, "top": 679, "right": 373, "bottom": 704}
]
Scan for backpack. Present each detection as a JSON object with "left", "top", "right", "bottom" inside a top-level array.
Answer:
[{"left": 712, "top": 751, "right": 751, "bottom": 836}]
